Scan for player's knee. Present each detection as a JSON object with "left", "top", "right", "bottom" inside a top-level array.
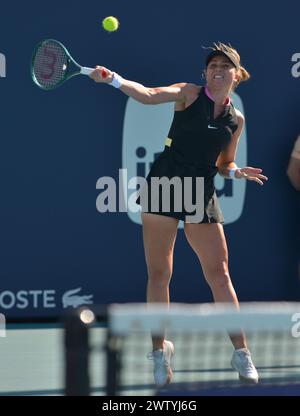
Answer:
[
  {"left": 147, "top": 267, "right": 172, "bottom": 287},
  {"left": 205, "top": 264, "right": 231, "bottom": 290}
]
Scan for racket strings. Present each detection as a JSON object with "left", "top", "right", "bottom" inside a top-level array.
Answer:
[{"left": 33, "top": 41, "right": 69, "bottom": 89}]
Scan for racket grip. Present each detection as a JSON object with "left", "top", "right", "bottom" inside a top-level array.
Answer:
[
  {"left": 80, "top": 67, "right": 94, "bottom": 76},
  {"left": 101, "top": 69, "right": 108, "bottom": 78}
]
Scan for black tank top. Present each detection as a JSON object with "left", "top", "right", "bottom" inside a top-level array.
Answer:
[{"left": 166, "top": 87, "right": 238, "bottom": 165}]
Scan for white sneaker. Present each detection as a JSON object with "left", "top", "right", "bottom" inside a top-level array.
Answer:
[
  {"left": 231, "top": 348, "right": 259, "bottom": 384},
  {"left": 147, "top": 340, "right": 174, "bottom": 387}
]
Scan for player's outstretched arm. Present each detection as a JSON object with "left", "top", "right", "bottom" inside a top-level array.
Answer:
[{"left": 90, "top": 66, "right": 190, "bottom": 105}]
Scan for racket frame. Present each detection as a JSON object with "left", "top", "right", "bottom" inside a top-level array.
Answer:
[{"left": 31, "top": 39, "right": 94, "bottom": 91}]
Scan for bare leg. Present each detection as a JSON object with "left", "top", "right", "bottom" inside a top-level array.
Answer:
[
  {"left": 184, "top": 222, "right": 247, "bottom": 349},
  {"left": 142, "top": 213, "right": 179, "bottom": 350}
]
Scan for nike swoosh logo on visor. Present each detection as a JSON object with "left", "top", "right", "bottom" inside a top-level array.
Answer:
[{"left": 208, "top": 125, "right": 218, "bottom": 129}]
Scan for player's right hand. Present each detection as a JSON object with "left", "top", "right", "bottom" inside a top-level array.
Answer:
[{"left": 90, "top": 66, "right": 113, "bottom": 83}]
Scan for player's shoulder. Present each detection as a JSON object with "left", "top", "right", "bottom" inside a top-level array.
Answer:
[
  {"left": 172, "top": 82, "right": 201, "bottom": 93},
  {"left": 234, "top": 107, "right": 244, "bottom": 119},
  {"left": 234, "top": 107, "right": 245, "bottom": 125},
  {"left": 182, "top": 84, "right": 202, "bottom": 103}
]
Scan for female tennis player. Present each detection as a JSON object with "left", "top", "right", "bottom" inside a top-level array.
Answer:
[{"left": 91, "top": 42, "right": 268, "bottom": 387}]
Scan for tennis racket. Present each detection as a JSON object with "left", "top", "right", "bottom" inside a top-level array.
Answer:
[{"left": 31, "top": 39, "right": 107, "bottom": 90}]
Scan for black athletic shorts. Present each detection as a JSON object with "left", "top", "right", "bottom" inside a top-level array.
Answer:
[{"left": 136, "top": 147, "right": 224, "bottom": 224}]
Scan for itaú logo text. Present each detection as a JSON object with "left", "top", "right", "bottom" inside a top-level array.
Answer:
[{"left": 0, "top": 53, "right": 6, "bottom": 78}]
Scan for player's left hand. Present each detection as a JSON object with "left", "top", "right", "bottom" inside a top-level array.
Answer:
[{"left": 235, "top": 167, "right": 268, "bottom": 186}]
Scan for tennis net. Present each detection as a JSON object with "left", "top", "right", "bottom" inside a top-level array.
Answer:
[{"left": 64, "top": 302, "right": 300, "bottom": 396}]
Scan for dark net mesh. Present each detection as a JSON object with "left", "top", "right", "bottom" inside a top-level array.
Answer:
[{"left": 32, "top": 40, "right": 69, "bottom": 89}]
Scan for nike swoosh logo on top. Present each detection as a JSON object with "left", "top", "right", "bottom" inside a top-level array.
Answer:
[{"left": 208, "top": 125, "right": 218, "bottom": 129}]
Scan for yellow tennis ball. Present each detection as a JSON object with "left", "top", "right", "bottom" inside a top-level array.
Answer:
[{"left": 102, "top": 16, "right": 119, "bottom": 32}]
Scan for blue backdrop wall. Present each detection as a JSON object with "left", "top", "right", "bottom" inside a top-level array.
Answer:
[{"left": 0, "top": 0, "right": 299, "bottom": 317}]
